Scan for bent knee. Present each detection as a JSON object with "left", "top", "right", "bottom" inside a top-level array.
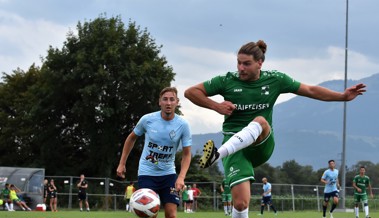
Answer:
[
  {"left": 234, "top": 201, "right": 249, "bottom": 211},
  {"left": 253, "top": 116, "right": 270, "bottom": 132}
]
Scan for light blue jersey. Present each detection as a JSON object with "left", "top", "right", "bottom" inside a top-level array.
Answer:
[
  {"left": 263, "top": 182, "right": 272, "bottom": 197},
  {"left": 134, "top": 111, "right": 192, "bottom": 176},
  {"left": 322, "top": 169, "right": 339, "bottom": 193}
]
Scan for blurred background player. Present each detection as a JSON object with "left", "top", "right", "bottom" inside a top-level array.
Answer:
[
  {"left": 1, "top": 183, "right": 13, "bottom": 211},
  {"left": 48, "top": 179, "right": 58, "bottom": 212},
  {"left": 353, "top": 166, "right": 374, "bottom": 218},
  {"left": 124, "top": 181, "right": 135, "bottom": 212},
  {"left": 258, "top": 177, "right": 277, "bottom": 216},
  {"left": 321, "top": 160, "right": 340, "bottom": 218},
  {"left": 181, "top": 185, "right": 189, "bottom": 213},
  {"left": 186, "top": 185, "right": 194, "bottom": 213},
  {"left": 43, "top": 179, "right": 48, "bottom": 204},
  {"left": 9, "top": 184, "right": 31, "bottom": 211},
  {"left": 77, "top": 174, "right": 90, "bottom": 212},
  {"left": 191, "top": 183, "right": 201, "bottom": 211},
  {"left": 221, "top": 179, "right": 232, "bottom": 216}
]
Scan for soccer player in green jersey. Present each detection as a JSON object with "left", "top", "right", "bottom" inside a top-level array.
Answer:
[
  {"left": 221, "top": 179, "right": 232, "bottom": 216},
  {"left": 184, "top": 40, "right": 366, "bottom": 218},
  {"left": 1, "top": 183, "right": 13, "bottom": 211},
  {"left": 353, "top": 166, "right": 373, "bottom": 218}
]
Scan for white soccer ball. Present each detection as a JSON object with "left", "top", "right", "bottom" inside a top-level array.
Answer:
[{"left": 130, "top": 188, "right": 160, "bottom": 218}]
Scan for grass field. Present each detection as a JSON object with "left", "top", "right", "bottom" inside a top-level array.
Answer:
[{"left": 0, "top": 210, "right": 377, "bottom": 218}]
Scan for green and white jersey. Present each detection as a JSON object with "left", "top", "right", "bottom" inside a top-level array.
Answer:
[
  {"left": 353, "top": 175, "right": 370, "bottom": 195},
  {"left": 203, "top": 70, "right": 301, "bottom": 133},
  {"left": 182, "top": 189, "right": 189, "bottom": 201},
  {"left": 1, "top": 188, "right": 10, "bottom": 198}
]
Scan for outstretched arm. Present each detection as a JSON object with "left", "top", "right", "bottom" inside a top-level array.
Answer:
[
  {"left": 184, "top": 83, "right": 235, "bottom": 115},
  {"left": 116, "top": 132, "right": 139, "bottom": 179},
  {"left": 296, "top": 83, "right": 366, "bottom": 101}
]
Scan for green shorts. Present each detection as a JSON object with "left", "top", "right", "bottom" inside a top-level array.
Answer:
[
  {"left": 222, "top": 193, "right": 232, "bottom": 203},
  {"left": 354, "top": 193, "right": 368, "bottom": 203},
  {"left": 222, "top": 132, "right": 275, "bottom": 188}
]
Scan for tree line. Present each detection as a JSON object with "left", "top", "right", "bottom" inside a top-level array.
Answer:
[{"left": 253, "top": 160, "right": 379, "bottom": 187}]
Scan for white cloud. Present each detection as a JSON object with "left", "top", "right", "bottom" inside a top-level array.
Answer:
[
  {"left": 266, "top": 46, "right": 379, "bottom": 85},
  {"left": 0, "top": 10, "right": 70, "bottom": 73}
]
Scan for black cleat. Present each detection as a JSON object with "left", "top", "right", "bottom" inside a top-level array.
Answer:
[{"left": 198, "top": 140, "right": 220, "bottom": 168}]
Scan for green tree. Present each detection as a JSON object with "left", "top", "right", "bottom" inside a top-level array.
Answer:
[
  {"left": 279, "top": 159, "right": 316, "bottom": 184},
  {"left": 254, "top": 163, "right": 279, "bottom": 182},
  {"left": 0, "top": 65, "right": 41, "bottom": 167},
  {"left": 1, "top": 15, "right": 176, "bottom": 177}
]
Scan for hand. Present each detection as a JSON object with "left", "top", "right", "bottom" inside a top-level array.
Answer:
[
  {"left": 175, "top": 176, "right": 185, "bottom": 191},
  {"left": 215, "top": 101, "right": 236, "bottom": 115},
  {"left": 116, "top": 164, "right": 126, "bottom": 179},
  {"left": 343, "top": 83, "right": 366, "bottom": 101},
  {"left": 357, "top": 188, "right": 362, "bottom": 193}
]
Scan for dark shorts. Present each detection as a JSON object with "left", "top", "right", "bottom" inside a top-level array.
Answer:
[
  {"left": 261, "top": 196, "right": 273, "bottom": 205},
  {"left": 78, "top": 192, "right": 87, "bottom": 201},
  {"left": 138, "top": 174, "right": 179, "bottom": 206},
  {"left": 50, "top": 192, "right": 57, "bottom": 198},
  {"left": 324, "top": 191, "right": 339, "bottom": 202}
]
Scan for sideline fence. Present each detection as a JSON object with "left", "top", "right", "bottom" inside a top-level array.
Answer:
[{"left": 43, "top": 176, "right": 379, "bottom": 212}]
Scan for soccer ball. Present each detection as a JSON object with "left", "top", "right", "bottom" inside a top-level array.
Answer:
[{"left": 130, "top": 188, "right": 160, "bottom": 218}]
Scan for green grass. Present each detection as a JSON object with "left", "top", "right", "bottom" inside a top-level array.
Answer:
[{"left": 0, "top": 210, "right": 377, "bottom": 218}]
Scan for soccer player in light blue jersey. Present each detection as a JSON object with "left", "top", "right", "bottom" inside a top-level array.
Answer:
[
  {"left": 258, "top": 177, "right": 277, "bottom": 216},
  {"left": 321, "top": 160, "right": 340, "bottom": 218},
  {"left": 117, "top": 87, "right": 192, "bottom": 218}
]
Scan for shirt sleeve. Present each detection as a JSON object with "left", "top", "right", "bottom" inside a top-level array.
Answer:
[
  {"left": 321, "top": 171, "right": 327, "bottom": 180},
  {"left": 133, "top": 115, "right": 147, "bottom": 136},
  {"left": 278, "top": 72, "right": 301, "bottom": 93},
  {"left": 203, "top": 74, "right": 227, "bottom": 96},
  {"left": 181, "top": 120, "right": 192, "bottom": 147}
]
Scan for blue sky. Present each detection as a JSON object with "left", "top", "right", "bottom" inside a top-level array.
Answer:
[{"left": 1, "top": 0, "right": 378, "bottom": 134}]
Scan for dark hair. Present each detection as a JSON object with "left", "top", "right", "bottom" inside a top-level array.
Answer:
[
  {"left": 360, "top": 166, "right": 366, "bottom": 169},
  {"left": 328, "top": 160, "right": 335, "bottom": 164},
  {"left": 238, "top": 40, "right": 267, "bottom": 62}
]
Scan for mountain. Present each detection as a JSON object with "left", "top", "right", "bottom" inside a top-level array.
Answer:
[{"left": 191, "top": 73, "right": 379, "bottom": 170}]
